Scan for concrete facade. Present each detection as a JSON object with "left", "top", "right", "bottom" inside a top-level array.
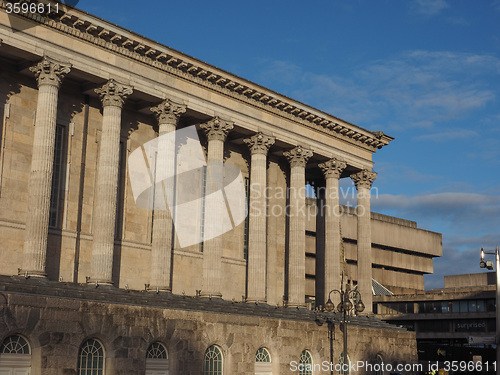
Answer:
[{"left": 374, "top": 274, "right": 496, "bottom": 369}]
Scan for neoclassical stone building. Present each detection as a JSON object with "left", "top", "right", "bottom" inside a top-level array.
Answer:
[{"left": 0, "top": 1, "right": 441, "bottom": 374}]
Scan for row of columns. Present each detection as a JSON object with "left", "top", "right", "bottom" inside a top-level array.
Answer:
[
  {"left": 20, "top": 56, "right": 135, "bottom": 286},
  {"left": 19, "top": 56, "right": 377, "bottom": 313}
]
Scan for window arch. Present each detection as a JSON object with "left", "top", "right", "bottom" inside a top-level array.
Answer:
[
  {"left": 77, "top": 339, "right": 104, "bottom": 375},
  {"left": 339, "top": 353, "right": 350, "bottom": 375},
  {"left": 147, "top": 342, "right": 168, "bottom": 359},
  {"left": 204, "top": 345, "right": 223, "bottom": 375},
  {"left": 0, "top": 335, "right": 30, "bottom": 354},
  {"left": 375, "top": 354, "right": 383, "bottom": 375},
  {"left": 0, "top": 335, "right": 32, "bottom": 372},
  {"left": 299, "top": 350, "right": 312, "bottom": 375},
  {"left": 255, "top": 347, "right": 272, "bottom": 375},
  {"left": 146, "top": 342, "right": 169, "bottom": 375}
]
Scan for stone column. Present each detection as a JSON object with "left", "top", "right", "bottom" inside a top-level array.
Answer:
[
  {"left": 243, "top": 132, "right": 275, "bottom": 303},
  {"left": 351, "top": 169, "right": 377, "bottom": 314},
  {"left": 318, "top": 158, "right": 346, "bottom": 307},
  {"left": 199, "top": 117, "right": 233, "bottom": 298},
  {"left": 284, "top": 146, "right": 312, "bottom": 307},
  {"left": 20, "top": 57, "right": 71, "bottom": 278},
  {"left": 148, "top": 99, "right": 186, "bottom": 292},
  {"left": 89, "top": 80, "right": 132, "bottom": 285}
]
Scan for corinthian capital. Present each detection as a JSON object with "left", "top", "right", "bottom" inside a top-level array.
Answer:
[
  {"left": 244, "top": 132, "right": 275, "bottom": 155},
  {"left": 351, "top": 169, "right": 377, "bottom": 190},
  {"left": 284, "top": 146, "right": 313, "bottom": 168},
  {"left": 319, "top": 158, "right": 346, "bottom": 179},
  {"left": 29, "top": 56, "right": 71, "bottom": 88},
  {"left": 200, "top": 117, "right": 234, "bottom": 142},
  {"left": 150, "top": 99, "right": 186, "bottom": 125},
  {"left": 95, "top": 79, "right": 133, "bottom": 108}
]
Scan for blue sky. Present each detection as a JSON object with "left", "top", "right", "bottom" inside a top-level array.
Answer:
[{"left": 75, "top": 0, "right": 500, "bottom": 289}]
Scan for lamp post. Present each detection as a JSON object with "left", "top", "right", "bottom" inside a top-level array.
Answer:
[
  {"left": 324, "top": 272, "right": 365, "bottom": 374},
  {"left": 479, "top": 245, "right": 500, "bottom": 375}
]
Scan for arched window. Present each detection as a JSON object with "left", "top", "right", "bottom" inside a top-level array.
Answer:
[
  {"left": 204, "top": 345, "right": 223, "bottom": 375},
  {"left": 255, "top": 347, "right": 272, "bottom": 375},
  {"left": 339, "top": 353, "right": 350, "bottom": 375},
  {"left": 375, "top": 354, "right": 383, "bottom": 375},
  {"left": 0, "top": 335, "right": 32, "bottom": 373},
  {"left": 77, "top": 339, "right": 104, "bottom": 375},
  {"left": 0, "top": 335, "right": 30, "bottom": 354},
  {"left": 146, "top": 342, "right": 169, "bottom": 375},
  {"left": 299, "top": 350, "right": 312, "bottom": 375}
]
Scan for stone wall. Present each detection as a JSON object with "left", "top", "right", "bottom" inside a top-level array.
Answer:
[{"left": 0, "top": 277, "right": 417, "bottom": 375}]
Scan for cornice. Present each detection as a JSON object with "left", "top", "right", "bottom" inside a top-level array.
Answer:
[{"left": 0, "top": 0, "right": 393, "bottom": 152}]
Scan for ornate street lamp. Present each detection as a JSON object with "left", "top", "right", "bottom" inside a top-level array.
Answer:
[
  {"left": 479, "top": 245, "right": 499, "bottom": 375},
  {"left": 323, "top": 272, "right": 364, "bottom": 374}
]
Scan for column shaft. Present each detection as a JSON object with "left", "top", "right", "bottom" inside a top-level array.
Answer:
[
  {"left": 149, "top": 100, "right": 185, "bottom": 292},
  {"left": 284, "top": 146, "right": 312, "bottom": 308},
  {"left": 319, "top": 158, "right": 346, "bottom": 307},
  {"left": 90, "top": 80, "right": 132, "bottom": 285},
  {"left": 244, "top": 132, "right": 274, "bottom": 303},
  {"left": 202, "top": 139, "right": 223, "bottom": 297},
  {"left": 289, "top": 165, "right": 306, "bottom": 306},
  {"left": 357, "top": 185, "right": 372, "bottom": 312},
  {"left": 200, "top": 117, "right": 233, "bottom": 298},
  {"left": 91, "top": 105, "right": 122, "bottom": 284},
  {"left": 22, "top": 84, "right": 59, "bottom": 276},
  {"left": 325, "top": 176, "right": 341, "bottom": 304},
  {"left": 21, "top": 57, "right": 70, "bottom": 278},
  {"left": 247, "top": 153, "right": 267, "bottom": 301},
  {"left": 352, "top": 170, "right": 377, "bottom": 314}
]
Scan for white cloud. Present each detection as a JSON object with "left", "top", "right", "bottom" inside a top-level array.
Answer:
[
  {"left": 373, "top": 161, "right": 444, "bottom": 185},
  {"left": 493, "top": 0, "right": 500, "bottom": 12},
  {"left": 257, "top": 50, "right": 500, "bottom": 133},
  {"left": 370, "top": 191, "right": 500, "bottom": 290},
  {"left": 372, "top": 192, "right": 500, "bottom": 236},
  {"left": 414, "top": 129, "right": 480, "bottom": 142},
  {"left": 425, "top": 232, "right": 499, "bottom": 289},
  {"left": 411, "top": 0, "right": 450, "bottom": 16}
]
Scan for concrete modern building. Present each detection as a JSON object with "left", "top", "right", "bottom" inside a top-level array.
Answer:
[
  {"left": 374, "top": 273, "right": 496, "bottom": 371},
  {"left": 0, "top": 1, "right": 441, "bottom": 374}
]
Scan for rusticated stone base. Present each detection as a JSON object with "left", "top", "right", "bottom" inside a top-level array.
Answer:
[{"left": 0, "top": 276, "right": 417, "bottom": 375}]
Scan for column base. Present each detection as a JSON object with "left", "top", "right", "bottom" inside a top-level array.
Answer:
[
  {"left": 17, "top": 269, "right": 47, "bottom": 279},
  {"left": 246, "top": 298, "right": 267, "bottom": 305},
  {"left": 199, "top": 291, "right": 222, "bottom": 299},
  {"left": 286, "top": 302, "right": 307, "bottom": 309},
  {"left": 146, "top": 285, "right": 172, "bottom": 293},
  {"left": 85, "top": 278, "right": 114, "bottom": 287},
  {"left": 358, "top": 311, "right": 375, "bottom": 317}
]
